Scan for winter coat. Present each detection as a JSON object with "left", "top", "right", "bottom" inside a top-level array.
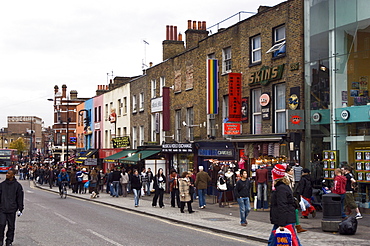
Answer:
[
  {"left": 120, "top": 173, "right": 129, "bottom": 184},
  {"left": 234, "top": 179, "right": 252, "bottom": 198},
  {"left": 179, "top": 178, "right": 191, "bottom": 202},
  {"left": 270, "top": 177, "right": 296, "bottom": 227},
  {"left": 332, "top": 175, "right": 346, "bottom": 195},
  {"left": 153, "top": 174, "right": 166, "bottom": 191},
  {"left": 298, "top": 174, "right": 313, "bottom": 199},
  {"left": 195, "top": 171, "right": 211, "bottom": 190},
  {"left": 169, "top": 173, "right": 180, "bottom": 192},
  {"left": 0, "top": 178, "right": 24, "bottom": 213},
  {"left": 131, "top": 175, "right": 142, "bottom": 190}
]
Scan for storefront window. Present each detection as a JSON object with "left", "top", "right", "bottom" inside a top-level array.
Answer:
[{"left": 177, "top": 154, "right": 194, "bottom": 175}]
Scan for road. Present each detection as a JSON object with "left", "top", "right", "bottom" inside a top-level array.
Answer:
[{"left": 10, "top": 179, "right": 262, "bottom": 246}]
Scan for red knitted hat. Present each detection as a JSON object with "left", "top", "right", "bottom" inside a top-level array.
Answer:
[{"left": 271, "top": 164, "right": 287, "bottom": 180}]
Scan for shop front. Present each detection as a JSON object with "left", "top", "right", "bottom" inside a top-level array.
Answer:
[
  {"left": 161, "top": 143, "right": 194, "bottom": 176},
  {"left": 305, "top": 0, "right": 370, "bottom": 210}
]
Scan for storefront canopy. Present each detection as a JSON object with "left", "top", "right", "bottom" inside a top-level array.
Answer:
[
  {"left": 120, "top": 150, "right": 161, "bottom": 164},
  {"left": 75, "top": 149, "right": 98, "bottom": 164},
  {"left": 103, "top": 149, "right": 136, "bottom": 163}
]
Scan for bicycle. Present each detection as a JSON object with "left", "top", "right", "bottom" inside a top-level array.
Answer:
[{"left": 59, "top": 181, "right": 68, "bottom": 199}]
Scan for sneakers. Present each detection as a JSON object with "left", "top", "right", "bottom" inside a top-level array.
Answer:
[
  {"left": 355, "top": 214, "right": 363, "bottom": 219},
  {"left": 241, "top": 223, "right": 247, "bottom": 226}
]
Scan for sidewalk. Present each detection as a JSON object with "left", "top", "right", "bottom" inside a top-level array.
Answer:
[{"left": 33, "top": 182, "right": 369, "bottom": 246}]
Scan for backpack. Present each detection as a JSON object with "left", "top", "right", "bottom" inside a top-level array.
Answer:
[{"left": 339, "top": 216, "right": 358, "bottom": 235}]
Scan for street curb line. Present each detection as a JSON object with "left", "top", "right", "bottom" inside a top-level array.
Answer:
[{"left": 33, "top": 182, "right": 268, "bottom": 244}]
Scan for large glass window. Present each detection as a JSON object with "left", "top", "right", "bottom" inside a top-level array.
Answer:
[
  {"left": 151, "top": 79, "right": 156, "bottom": 98},
  {"left": 274, "top": 83, "right": 286, "bottom": 133},
  {"left": 252, "top": 89, "right": 262, "bottom": 134}
]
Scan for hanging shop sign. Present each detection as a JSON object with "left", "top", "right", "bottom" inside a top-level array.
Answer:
[
  {"left": 223, "top": 122, "right": 242, "bottom": 135},
  {"left": 260, "top": 93, "right": 270, "bottom": 120},
  {"left": 288, "top": 94, "right": 299, "bottom": 110},
  {"left": 340, "top": 110, "right": 350, "bottom": 120},
  {"left": 112, "top": 136, "right": 131, "bottom": 148},
  {"left": 248, "top": 64, "right": 285, "bottom": 86},
  {"left": 287, "top": 110, "right": 305, "bottom": 130},
  {"left": 312, "top": 112, "right": 321, "bottom": 122},
  {"left": 228, "top": 73, "right": 242, "bottom": 121}
]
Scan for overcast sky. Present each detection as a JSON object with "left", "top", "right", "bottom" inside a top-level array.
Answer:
[{"left": 0, "top": 0, "right": 284, "bottom": 128}]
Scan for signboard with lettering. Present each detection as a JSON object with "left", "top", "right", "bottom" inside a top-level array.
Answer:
[
  {"left": 260, "top": 93, "right": 270, "bottom": 120},
  {"left": 248, "top": 64, "right": 284, "bottom": 86},
  {"left": 151, "top": 97, "right": 163, "bottom": 113},
  {"left": 112, "top": 136, "right": 131, "bottom": 148},
  {"left": 198, "top": 149, "right": 234, "bottom": 157},
  {"left": 223, "top": 122, "right": 242, "bottom": 135},
  {"left": 162, "top": 143, "right": 193, "bottom": 153},
  {"left": 228, "top": 73, "right": 242, "bottom": 122}
]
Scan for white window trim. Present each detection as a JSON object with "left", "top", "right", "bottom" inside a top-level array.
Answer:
[
  {"left": 252, "top": 89, "right": 262, "bottom": 134},
  {"left": 251, "top": 36, "right": 261, "bottom": 63},
  {"left": 139, "top": 93, "right": 144, "bottom": 112},
  {"left": 274, "top": 84, "right": 286, "bottom": 133},
  {"left": 151, "top": 79, "right": 156, "bottom": 98},
  {"left": 222, "top": 47, "right": 232, "bottom": 73},
  {"left": 132, "top": 95, "right": 137, "bottom": 113},
  {"left": 274, "top": 26, "right": 286, "bottom": 43}
]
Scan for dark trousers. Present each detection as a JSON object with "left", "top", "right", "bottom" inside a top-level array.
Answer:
[
  {"left": 77, "top": 181, "right": 84, "bottom": 194},
  {"left": 0, "top": 212, "right": 16, "bottom": 244},
  {"left": 171, "top": 189, "right": 180, "bottom": 208},
  {"left": 180, "top": 201, "right": 193, "bottom": 213},
  {"left": 152, "top": 189, "right": 164, "bottom": 207}
]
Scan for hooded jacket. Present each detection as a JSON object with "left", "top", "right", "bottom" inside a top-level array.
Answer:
[
  {"left": 270, "top": 177, "right": 296, "bottom": 227},
  {"left": 298, "top": 174, "right": 313, "bottom": 199},
  {"left": 0, "top": 178, "right": 24, "bottom": 213}
]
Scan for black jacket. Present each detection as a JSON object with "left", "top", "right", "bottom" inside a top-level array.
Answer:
[
  {"left": 153, "top": 174, "right": 166, "bottom": 190},
  {"left": 0, "top": 178, "right": 24, "bottom": 213},
  {"left": 270, "top": 179, "right": 296, "bottom": 227},
  {"left": 298, "top": 174, "right": 313, "bottom": 199},
  {"left": 131, "top": 175, "right": 142, "bottom": 190},
  {"left": 234, "top": 179, "right": 252, "bottom": 198}
]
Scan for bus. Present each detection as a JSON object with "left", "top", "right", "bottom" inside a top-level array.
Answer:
[{"left": 0, "top": 149, "right": 18, "bottom": 173}]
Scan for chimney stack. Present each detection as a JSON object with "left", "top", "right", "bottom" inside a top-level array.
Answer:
[
  {"left": 62, "top": 84, "right": 67, "bottom": 99},
  {"left": 185, "top": 20, "right": 209, "bottom": 50},
  {"left": 162, "top": 24, "right": 185, "bottom": 60}
]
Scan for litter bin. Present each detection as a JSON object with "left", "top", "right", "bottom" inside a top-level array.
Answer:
[
  {"left": 322, "top": 193, "right": 342, "bottom": 220},
  {"left": 321, "top": 193, "right": 342, "bottom": 232}
]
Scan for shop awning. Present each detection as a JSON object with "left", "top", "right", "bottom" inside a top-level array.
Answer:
[
  {"left": 103, "top": 149, "right": 136, "bottom": 163},
  {"left": 75, "top": 149, "right": 98, "bottom": 164},
  {"left": 120, "top": 150, "right": 161, "bottom": 164}
]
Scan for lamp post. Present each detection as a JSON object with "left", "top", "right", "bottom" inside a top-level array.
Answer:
[{"left": 0, "top": 128, "right": 5, "bottom": 149}]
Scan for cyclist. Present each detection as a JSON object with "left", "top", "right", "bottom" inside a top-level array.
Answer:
[{"left": 58, "top": 168, "right": 70, "bottom": 195}]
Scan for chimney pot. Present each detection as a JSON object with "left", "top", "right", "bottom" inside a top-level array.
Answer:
[
  {"left": 149, "top": 62, "right": 153, "bottom": 67},
  {"left": 166, "top": 25, "right": 170, "bottom": 40},
  {"left": 174, "top": 26, "right": 178, "bottom": 41},
  {"left": 178, "top": 33, "right": 182, "bottom": 41},
  {"left": 169, "top": 25, "right": 174, "bottom": 41},
  {"left": 202, "top": 21, "right": 206, "bottom": 30},
  {"left": 198, "top": 21, "right": 201, "bottom": 30},
  {"left": 192, "top": 21, "right": 197, "bottom": 30},
  {"left": 187, "top": 20, "right": 192, "bottom": 29}
]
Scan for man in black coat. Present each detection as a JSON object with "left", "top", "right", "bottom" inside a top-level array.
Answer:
[
  {"left": 298, "top": 168, "right": 316, "bottom": 218},
  {"left": 0, "top": 169, "right": 24, "bottom": 246}
]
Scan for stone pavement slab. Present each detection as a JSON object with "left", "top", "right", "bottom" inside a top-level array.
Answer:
[{"left": 33, "top": 182, "right": 369, "bottom": 246}]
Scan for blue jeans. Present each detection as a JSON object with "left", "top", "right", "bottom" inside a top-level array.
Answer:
[
  {"left": 237, "top": 197, "right": 251, "bottom": 224},
  {"left": 340, "top": 193, "right": 346, "bottom": 218},
  {"left": 133, "top": 188, "right": 140, "bottom": 206},
  {"left": 268, "top": 224, "right": 302, "bottom": 246},
  {"left": 198, "top": 189, "right": 207, "bottom": 207},
  {"left": 112, "top": 181, "right": 120, "bottom": 197},
  {"left": 257, "top": 183, "right": 269, "bottom": 209},
  {"left": 146, "top": 182, "right": 151, "bottom": 196}
]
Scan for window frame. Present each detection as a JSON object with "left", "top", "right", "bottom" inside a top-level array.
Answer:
[
  {"left": 252, "top": 88, "right": 262, "bottom": 134},
  {"left": 251, "top": 35, "right": 262, "bottom": 64},
  {"left": 222, "top": 47, "right": 232, "bottom": 73},
  {"left": 267, "top": 25, "right": 286, "bottom": 57},
  {"left": 274, "top": 83, "right": 286, "bottom": 133}
]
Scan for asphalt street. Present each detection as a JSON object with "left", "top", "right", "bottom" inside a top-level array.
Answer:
[{"left": 12, "top": 179, "right": 261, "bottom": 246}]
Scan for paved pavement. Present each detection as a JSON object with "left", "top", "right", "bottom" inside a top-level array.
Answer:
[{"left": 32, "top": 182, "right": 369, "bottom": 246}]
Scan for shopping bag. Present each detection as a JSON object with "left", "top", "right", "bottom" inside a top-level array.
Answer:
[
  {"left": 84, "top": 181, "right": 90, "bottom": 188},
  {"left": 274, "top": 227, "right": 292, "bottom": 246},
  {"left": 273, "top": 224, "right": 300, "bottom": 246}
]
